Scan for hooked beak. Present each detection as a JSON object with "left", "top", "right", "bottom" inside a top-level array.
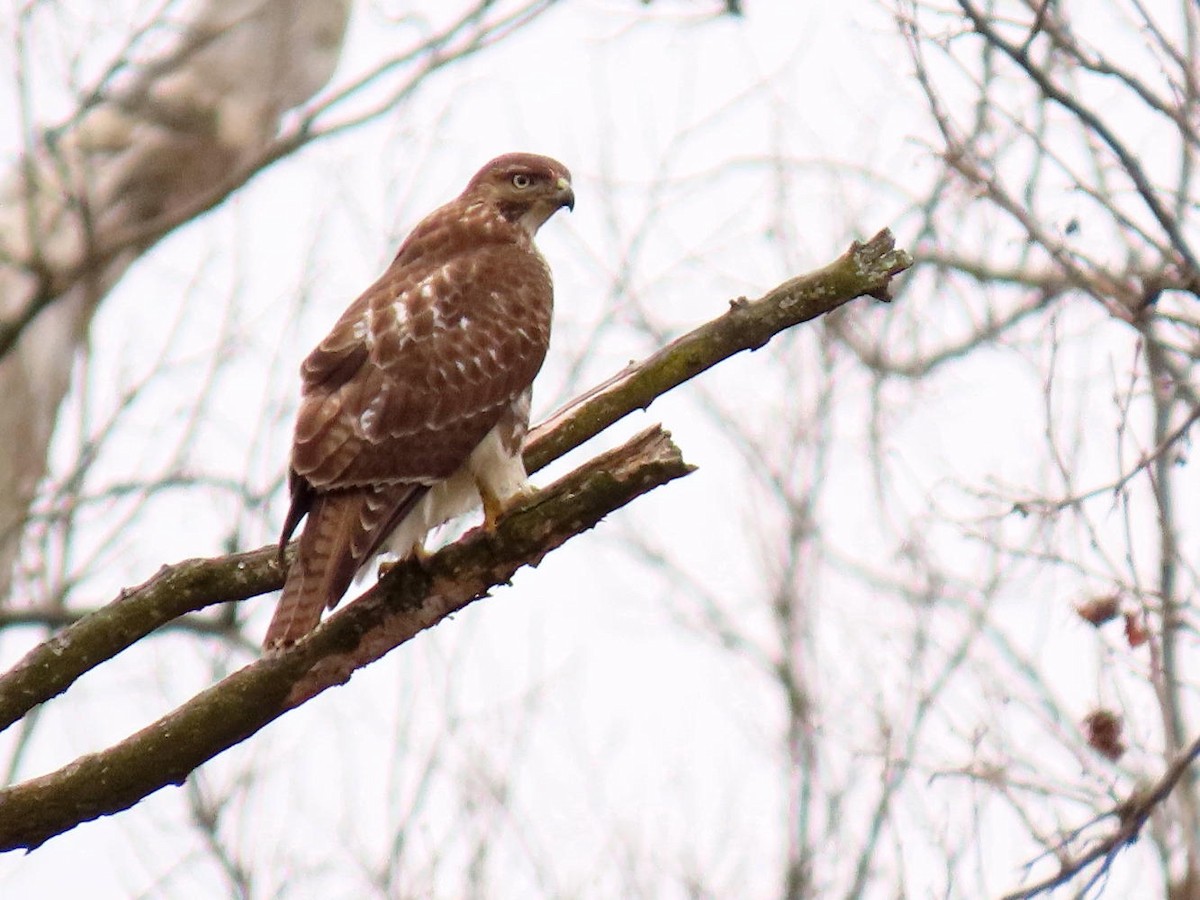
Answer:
[{"left": 555, "top": 176, "right": 575, "bottom": 212}]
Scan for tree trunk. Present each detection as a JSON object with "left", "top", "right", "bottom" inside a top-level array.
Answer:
[{"left": 0, "top": 0, "right": 352, "bottom": 602}]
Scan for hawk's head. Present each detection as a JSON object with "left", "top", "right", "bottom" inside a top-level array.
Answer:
[{"left": 464, "top": 153, "right": 575, "bottom": 236}]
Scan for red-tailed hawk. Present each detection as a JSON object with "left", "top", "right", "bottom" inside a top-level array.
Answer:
[{"left": 264, "top": 152, "right": 574, "bottom": 649}]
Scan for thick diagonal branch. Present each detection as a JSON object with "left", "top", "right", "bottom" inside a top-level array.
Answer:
[{"left": 0, "top": 426, "right": 692, "bottom": 852}]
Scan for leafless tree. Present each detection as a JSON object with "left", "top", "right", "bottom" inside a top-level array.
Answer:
[
  {"left": 894, "top": 1, "right": 1199, "bottom": 895},
  {"left": 602, "top": 0, "right": 1197, "bottom": 896},
  {"left": 0, "top": 3, "right": 919, "bottom": 897},
  {"left": 15, "top": 1, "right": 1190, "bottom": 897}
]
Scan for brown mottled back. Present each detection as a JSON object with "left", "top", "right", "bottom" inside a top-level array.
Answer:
[{"left": 265, "top": 153, "right": 574, "bottom": 649}]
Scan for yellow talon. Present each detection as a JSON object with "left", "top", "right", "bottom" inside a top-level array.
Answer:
[
  {"left": 377, "top": 540, "right": 429, "bottom": 580},
  {"left": 480, "top": 488, "right": 505, "bottom": 532},
  {"left": 479, "top": 481, "right": 538, "bottom": 532}
]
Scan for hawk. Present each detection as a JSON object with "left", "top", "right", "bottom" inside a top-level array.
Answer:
[{"left": 264, "top": 152, "right": 574, "bottom": 649}]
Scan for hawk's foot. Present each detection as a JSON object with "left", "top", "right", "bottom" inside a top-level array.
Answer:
[
  {"left": 376, "top": 542, "right": 429, "bottom": 580},
  {"left": 479, "top": 482, "right": 536, "bottom": 532}
]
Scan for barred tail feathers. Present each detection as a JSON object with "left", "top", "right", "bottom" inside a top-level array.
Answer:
[{"left": 264, "top": 492, "right": 363, "bottom": 649}]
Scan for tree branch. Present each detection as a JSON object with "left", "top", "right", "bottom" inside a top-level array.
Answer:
[
  {"left": 526, "top": 228, "right": 912, "bottom": 467},
  {"left": 0, "top": 426, "right": 693, "bottom": 852},
  {"left": 957, "top": 0, "right": 1200, "bottom": 284},
  {"left": 0, "top": 230, "right": 911, "bottom": 731},
  {"left": 1002, "top": 731, "right": 1200, "bottom": 899},
  {"left": 0, "top": 545, "right": 283, "bottom": 733},
  {"left": 0, "top": 230, "right": 911, "bottom": 850}
]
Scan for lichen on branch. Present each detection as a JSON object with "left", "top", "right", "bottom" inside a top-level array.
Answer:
[{"left": 0, "top": 229, "right": 911, "bottom": 851}]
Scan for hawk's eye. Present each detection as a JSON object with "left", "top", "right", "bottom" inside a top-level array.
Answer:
[{"left": 511, "top": 173, "right": 533, "bottom": 189}]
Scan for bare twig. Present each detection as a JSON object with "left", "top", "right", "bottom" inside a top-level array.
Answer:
[
  {"left": 957, "top": 0, "right": 1200, "bottom": 285},
  {"left": 1002, "top": 732, "right": 1200, "bottom": 899}
]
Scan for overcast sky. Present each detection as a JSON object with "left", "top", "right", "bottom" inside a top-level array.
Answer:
[{"left": 1, "top": 1, "right": 1192, "bottom": 897}]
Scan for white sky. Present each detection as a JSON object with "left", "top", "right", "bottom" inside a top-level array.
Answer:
[{"left": 0, "top": 0, "right": 1195, "bottom": 897}]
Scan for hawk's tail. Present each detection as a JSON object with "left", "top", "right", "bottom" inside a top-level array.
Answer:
[
  {"left": 265, "top": 484, "right": 429, "bottom": 650},
  {"left": 264, "top": 492, "right": 364, "bottom": 650}
]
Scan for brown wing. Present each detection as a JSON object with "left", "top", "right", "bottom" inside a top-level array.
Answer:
[
  {"left": 292, "top": 246, "right": 552, "bottom": 489},
  {"left": 266, "top": 208, "right": 554, "bottom": 649}
]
